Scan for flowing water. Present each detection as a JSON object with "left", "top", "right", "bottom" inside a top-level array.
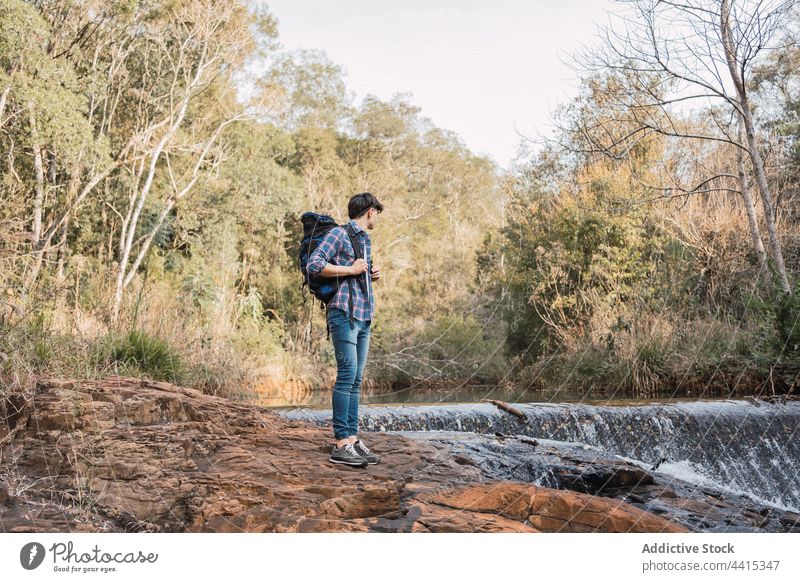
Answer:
[
  {"left": 250, "top": 381, "right": 727, "bottom": 408},
  {"left": 269, "top": 394, "right": 800, "bottom": 512}
]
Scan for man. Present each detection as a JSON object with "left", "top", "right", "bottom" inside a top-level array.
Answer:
[{"left": 306, "top": 192, "right": 384, "bottom": 467}]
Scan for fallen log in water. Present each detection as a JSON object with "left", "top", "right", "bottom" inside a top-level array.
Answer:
[{"left": 481, "top": 399, "right": 528, "bottom": 422}]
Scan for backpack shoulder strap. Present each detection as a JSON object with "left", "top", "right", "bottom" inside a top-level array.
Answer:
[
  {"left": 343, "top": 223, "right": 367, "bottom": 293},
  {"left": 343, "top": 223, "right": 363, "bottom": 260},
  {"left": 342, "top": 223, "right": 366, "bottom": 327}
]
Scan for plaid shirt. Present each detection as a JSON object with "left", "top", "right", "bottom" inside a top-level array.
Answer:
[{"left": 306, "top": 219, "right": 374, "bottom": 321}]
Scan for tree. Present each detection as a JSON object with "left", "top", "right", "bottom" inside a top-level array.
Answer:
[
  {"left": 561, "top": 0, "right": 795, "bottom": 293},
  {"left": 264, "top": 49, "right": 353, "bottom": 132},
  {"left": 0, "top": 0, "right": 111, "bottom": 296},
  {"left": 100, "top": 0, "right": 262, "bottom": 323}
]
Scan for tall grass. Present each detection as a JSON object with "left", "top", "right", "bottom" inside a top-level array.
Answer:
[
  {"left": 528, "top": 313, "right": 765, "bottom": 398},
  {"left": 0, "top": 273, "right": 315, "bottom": 400},
  {"left": 94, "top": 330, "right": 187, "bottom": 384}
]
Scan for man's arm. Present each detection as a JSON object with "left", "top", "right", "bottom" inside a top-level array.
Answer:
[
  {"left": 316, "top": 262, "right": 357, "bottom": 277},
  {"left": 307, "top": 228, "right": 362, "bottom": 277}
]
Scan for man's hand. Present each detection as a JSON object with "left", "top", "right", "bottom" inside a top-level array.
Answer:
[
  {"left": 370, "top": 266, "right": 381, "bottom": 281},
  {"left": 349, "top": 258, "right": 369, "bottom": 275}
]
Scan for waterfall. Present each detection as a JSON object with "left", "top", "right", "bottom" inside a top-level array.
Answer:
[{"left": 281, "top": 400, "right": 800, "bottom": 511}]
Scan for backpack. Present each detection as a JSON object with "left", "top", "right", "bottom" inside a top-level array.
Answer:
[{"left": 298, "top": 211, "right": 368, "bottom": 339}]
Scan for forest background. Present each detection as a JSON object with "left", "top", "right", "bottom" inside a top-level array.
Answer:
[{"left": 1, "top": 0, "right": 799, "bottom": 401}]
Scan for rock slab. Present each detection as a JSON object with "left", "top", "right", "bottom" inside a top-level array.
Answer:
[{"left": 1, "top": 377, "right": 689, "bottom": 533}]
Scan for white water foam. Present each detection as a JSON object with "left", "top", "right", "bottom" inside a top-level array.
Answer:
[
  {"left": 621, "top": 456, "right": 800, "bottom": 513},
  {"left": 538, "top": 436, "right": 800, "bottom": 513}
]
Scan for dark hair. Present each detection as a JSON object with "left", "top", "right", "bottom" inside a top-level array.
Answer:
[{"left": 348, "top": 192, "right": 384, "bottom": 219}]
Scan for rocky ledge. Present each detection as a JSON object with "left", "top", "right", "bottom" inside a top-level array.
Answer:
[{"left": 0, "top": 377, "right": 789, "bottom": 533}]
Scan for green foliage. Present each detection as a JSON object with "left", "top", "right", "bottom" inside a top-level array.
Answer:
[
  {"left": 773, "top": 282, "right": 800, "bottom": 361},
  {"left": 745, "top": 278, "right": 800, "bottom": 390},
  {"left": 415, "top": 312, "right": 507, "bottom": 382},
  {"left": 97, "top": 330, "right": 187, "bottom": 384},
  {"left": 489, "top": 158, "right": 666, "bottom": 361},
  {"left": 536, "top": 316, "right": 756, "bottom": 396},
  {"left": 2, "top": 0, "right": 797, "bottom": 401},
  {"left": 266, "top": 49, "right": 353, "bottom": 131}
]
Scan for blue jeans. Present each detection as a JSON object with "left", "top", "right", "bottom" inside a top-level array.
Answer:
[{"left": 327, "top": 307, "right": 371, "bottom": 440}]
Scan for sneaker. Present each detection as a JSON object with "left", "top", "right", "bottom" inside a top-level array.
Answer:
[
  {"left": 329, "top": 443, "right": 368, "bottom": 467},
  {"left": 353, "top": 439, "right": 380, "bottom": 464}
]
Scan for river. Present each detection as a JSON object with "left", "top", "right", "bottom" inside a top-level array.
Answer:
[{"left": 250, "top": 384, "right": 800, "bottom": 514}]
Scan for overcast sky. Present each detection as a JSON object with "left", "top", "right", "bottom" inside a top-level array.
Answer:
[{"left": 263, "top": 0, "right": 620, "bottom": 169}]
